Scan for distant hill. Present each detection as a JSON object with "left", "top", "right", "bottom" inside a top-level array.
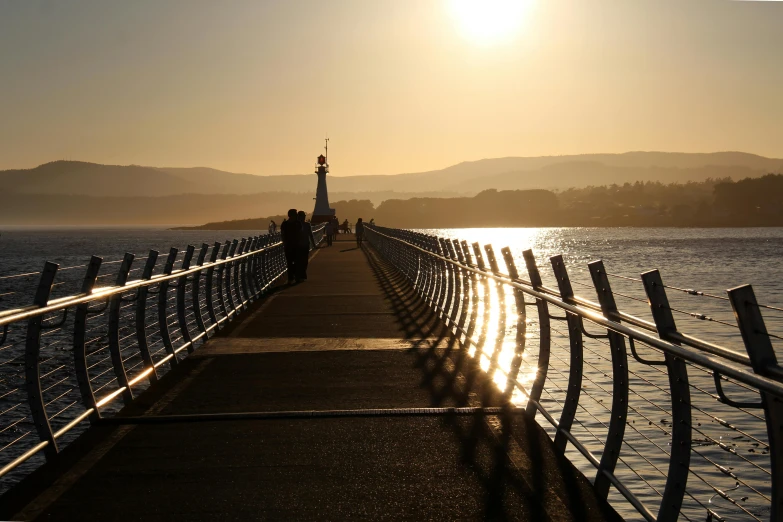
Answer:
[
  {"left": 3, "top": 152, "right": 781, "bottom": 199},
  {"left": 0, "top": 161, "right": 200, "bottom": 197},
  {"left": 454, "top": 163, "right": 767, "bottom": 193},
  {"left": 353, "top": 152, "right": 783, "bottom": 193}
]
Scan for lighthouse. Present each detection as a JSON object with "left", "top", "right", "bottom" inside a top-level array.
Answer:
[{"left": 310, "top": 139, "right": 335, "bottom": 225}]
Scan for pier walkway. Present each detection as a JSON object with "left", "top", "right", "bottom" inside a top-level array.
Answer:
[{"left": 8, "top": 236, "right": 621, "bottom": 521}]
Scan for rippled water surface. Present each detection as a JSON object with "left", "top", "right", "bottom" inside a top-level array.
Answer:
[{"left": 1, "top": 226, "right": 781, "bottom": 521}]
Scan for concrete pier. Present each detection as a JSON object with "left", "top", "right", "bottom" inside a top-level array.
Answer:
[{"left": 5, "top": 236, "right": 622, "bottom": 521}]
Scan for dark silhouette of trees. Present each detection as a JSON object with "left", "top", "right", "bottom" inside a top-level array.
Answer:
[{"left": 713, "top": 174, "right": 783, "bottom": 224}]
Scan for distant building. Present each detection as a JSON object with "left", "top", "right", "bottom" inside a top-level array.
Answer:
[{"left": 311, "top": 153, "right": 336, "bottom": 224}]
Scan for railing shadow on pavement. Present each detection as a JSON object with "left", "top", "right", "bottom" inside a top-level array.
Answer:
[{"left": 362, "top": 244, "right": 624, "bottom": 522}]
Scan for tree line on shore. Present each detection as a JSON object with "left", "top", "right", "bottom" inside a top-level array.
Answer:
[{"left": 176, "top": 174, "right": 783, "bottom": 230}]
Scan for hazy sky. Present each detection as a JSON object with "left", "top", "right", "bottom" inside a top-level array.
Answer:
[{"left": 1, "top": 0, "right": 781, "bottom": 176}]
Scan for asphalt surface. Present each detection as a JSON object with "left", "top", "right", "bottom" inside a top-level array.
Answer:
[{"left": 3, "top": 236, "right": 623, "bottom": 521}]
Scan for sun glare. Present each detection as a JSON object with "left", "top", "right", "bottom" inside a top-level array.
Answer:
[{"left": 448, "top": 0, "right": 533, "bottom": 45}]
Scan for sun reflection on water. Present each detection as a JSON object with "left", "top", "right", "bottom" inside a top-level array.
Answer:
[{"left": 459, "top": 253, "right": 540, "bottom": 405}]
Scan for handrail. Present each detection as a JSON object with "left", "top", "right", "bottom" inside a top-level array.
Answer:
[
  {"left": 0, "top": 239, "right": 285, "bottom": 328},
  {"left": 364, "top": 225, "right": 781, "bottom": 522},
  {"left": 365, "top": 227, "right": 783, "bottom": 396},
  {"left": 0, "top": 225, "right": 325, "bottom": 487}
]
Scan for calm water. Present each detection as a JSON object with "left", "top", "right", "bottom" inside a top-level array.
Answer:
[{"left": 1, "top": 226, "right": 781, "bottom": 520}]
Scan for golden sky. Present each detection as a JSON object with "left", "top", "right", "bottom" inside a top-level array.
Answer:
[{"left": 0, "top": 0, "right": 781, "bottom": 176}]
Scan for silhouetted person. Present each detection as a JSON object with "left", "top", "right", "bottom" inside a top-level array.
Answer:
[
  {"left": 280, "top": 209, "right": 301, "bottom": 284},
  {"left": 355, "top": 218, "right": 364, "bottom": 247},
  {"left": 268, "top": 220, "right": 277, "bottom": 234},
  {"left": 325, "top": 219, "right": 335, "bottom": 246},
  {"left": 297, "top": 211, "right": 316, "bottom": 280}
]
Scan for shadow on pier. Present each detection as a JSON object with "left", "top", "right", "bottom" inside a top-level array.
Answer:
[{"left": 3, "top": 235, "right": 622, "bottom": 521}]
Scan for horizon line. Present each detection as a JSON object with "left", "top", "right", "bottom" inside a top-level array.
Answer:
[{"left": 2, "top": 149, "right": 782, "bottom": 178}]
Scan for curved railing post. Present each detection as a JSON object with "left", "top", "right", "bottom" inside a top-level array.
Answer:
[
  {"left": 191, "top": 244, "right": 209, "bottom": 339},
  {"left": 428, "top": 237, "right": 441, "bottom": 307},
  {"left": 728, "top": 284, "right": 783, "bottom": 521},
  {"left": 413, "top": 235, "right": 426, "bottom": 297},
  {"left": 521, "top": 250, "right": 551, "bottom": 418},
  {"left": 641, "top": 269, "right": 692, "bottom": 520},
  {"left": 245, "top": 237, "right": 259, "bottom": 299},
  {"left": 232, "top": 238, "right": 247, "bottom": 311},
  {"left": 176, "top": 246, "right": 195, "bottom": 354},
  {"left": 445, "top": 240, "right": 461, "bottom": 326},
  {"left": 408, "top": 236, "right": 420, "bottom": 286},
  {"left": 431, "top": 238, "right": 444, "bottom": 313},
  {"left": 73, "top": 256, "right": 103, "bottom": 423},
  {"left": 588, "top": 260, "right": 629, "bottom": 499},
  {"left": 501, "top": 248, "right": 527, "bottom": 402},
  {"left": 158, "top": 248, "right": 179, "bottom": 368},
  {"left": 438, "top": 239, "right": 450, "bottom": 315},
  {"left": 460, "top": 241, "right": 479, "bottom": 344},
  {"left": 259, "top": 242, "right": 272, "bottom": 292},
  {"left": 278, "top": 239, "right": 286, "bottom": 281},
  {"left": 242, "top": 237, "right": 255, "bottom": 303},
  {"left": 452, "top": 239, "right": 470, "bottom": 334},
  {"left": 550, "top": 255, "right": 584, "bottom": 454},
  {"left": 410, "top": 238, "right": 419, "bottom": 287},
  {"left": 108, "top": 253, "right": 135, "bottom": 405},
  {"left": 253, "top": 236, "right": 263, "bottom": 290},
  {"left": 136, "top": 250, "right": 159, "bottom": 384},
  {"left": 483, "top": 245, "right": 506, "bottom": 382},
  {"left": 439, "top": 238, "right": 455, "bottom": 325},
  {"left": 239, "top": 237, "right": 253, "bottom": 309},
  {"left": 426, "top": 237, "right": 439, "bottom": 308},
  {"left": 266, "top": 238, "right": 276, "bottom": 288},
  {"left": 25, "top": 261, "right": 60, "bottom": 459},
  {"left": 249, "top": 238, "right": 261, "bottom": 296},
  {"left": 471, "top": 243, "right": 491, "bottom": 356},
  {"left": 216, "top": 241, "right": 231, "bottom": 321},
  {"left": 265, "top": 241, "right": 276, "bottom": 289},
  {"left": 204, "top": 242, "right": 221, "bottom": 329},
  {"left": 224, "top": 240, "right": 238, "bottom": 315},
  {"left": 419, "top": 240, "right": 432, "bottom": 302},
  {"left": 472, "top": 243, "right": 486, "bottom": 270},
  {"left": 247, "top": 236, "right": 257, "bottom": 292}
]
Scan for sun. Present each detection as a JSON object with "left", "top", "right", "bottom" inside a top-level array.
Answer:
[{"left": 447, "top": 0, "right": 533, "bottom": 45}]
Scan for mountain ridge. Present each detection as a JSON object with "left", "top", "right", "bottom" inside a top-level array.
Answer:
[{"left": 2, "top": 151, "right": 781, "bottom": 198}]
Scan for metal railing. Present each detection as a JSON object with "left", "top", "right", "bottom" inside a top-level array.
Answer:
[
  {"left": 0, "top": 226, "right": 324, "bottom": 488},
  {"left": 365, "top": 225, "right": 782, "bottom": 522}
]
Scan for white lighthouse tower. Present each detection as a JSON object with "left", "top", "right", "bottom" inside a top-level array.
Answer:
[{"left": 311, "top": 139, "right": 335, "bottom": 225}]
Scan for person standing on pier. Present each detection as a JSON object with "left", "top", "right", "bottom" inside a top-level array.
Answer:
[
  {"left": 297, "top": 210, "right": 317, "bottom": 281},
  {"left": 355, "top": 218, "right": 364, "bottom": 247},
  {"left": 325, "top": 219, "right": 335, "bottom": 247},
  {"left": 280, "top": 209, "right": 301, "bottom": 284}
]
